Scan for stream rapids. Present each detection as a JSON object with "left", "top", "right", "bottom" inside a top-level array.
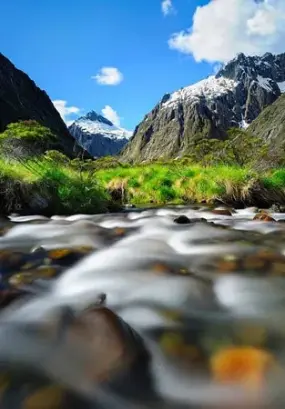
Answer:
[{"left": 1, "top": 205, "right": 285, "bottom": 408}]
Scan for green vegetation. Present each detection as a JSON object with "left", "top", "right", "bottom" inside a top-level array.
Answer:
[
  {"left": 0, "top": 120, "right": 57, "bottom": 160},
  {"left": 95, "top": 163, "right": 284, "bottom": 207},
  {"left": 0, "top": 157, "right": 110, "bottom": 215},
  {"left": 183, "top": 129, "right": 284, "bottom": 169},
  {"left": 0, "top": 121, "right": 111, "bottom": 215},
  {"left": 0, "top": 121, "right": 285, "bottom": 215},
  {"left": 0, "top": 120, "right": 56, "bottom": 142}
]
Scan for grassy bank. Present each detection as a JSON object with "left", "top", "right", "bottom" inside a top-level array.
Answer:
[
  {"left": 1, "top": 120, "right": 285, "bottom": 215},
  {"left": 0, "top": 158, "right": 110, "bottom": 215},
  {"left": 96, "top": 163, "right": 285, "bottom": 208},
  {"left": 1, "top": 157, "right": 285, "bottom": 215}
]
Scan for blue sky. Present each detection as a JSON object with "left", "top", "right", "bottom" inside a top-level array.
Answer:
[{"left": 1, "top": 0, "right": 284, "bottom": 130}]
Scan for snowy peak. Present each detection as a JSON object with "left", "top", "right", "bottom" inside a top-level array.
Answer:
[
  {"left": 72, "top": 110, "right": 132, "bottom": 141},
  {"left": 79, "top": 110, "right": 113, "bottom": 127},
  {"left": 121, "top": 51, "right": 285, "bottom": 162},
  {"left": 161, "top": 52, "right": 285, "bottom": 112},
  {"left": 162, "top": 76, "right": 237, "bottom": 109},
  {"left": 216, "top": 51, "right": 285, "bottom": 84},
  {"left": 68, "top": 110, "right": 132, "bottom": 158}
]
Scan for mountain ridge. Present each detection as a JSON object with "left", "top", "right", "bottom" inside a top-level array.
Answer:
[{"left": 121, "top": 51, "right": 285, "bottom": 162}]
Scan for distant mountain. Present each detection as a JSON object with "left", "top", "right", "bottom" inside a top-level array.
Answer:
[
  {"left": 248, "top": 93, "right": 285, "bottom": 148},
  {"left": 121, "top": 52, "right": 285, "bottom": 162},
  {"left": 69, "top": 111, "right": 132, "bottom": 157},
  {"left": 0, "top": 53, "right": 84, "bottom": 157}
]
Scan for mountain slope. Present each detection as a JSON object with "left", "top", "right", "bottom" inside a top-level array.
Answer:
[
  {"left": 69, "top": 111, "right": 132, "bottom": 157},
  {"left": 0, "top": 53, "right": 84, "bottom": 157},
  {"left": 248, "top": 93, "right": 285, "bottom": 147},
  {"left": 121, "top": 52, "right": 285, "bottom": 162}
]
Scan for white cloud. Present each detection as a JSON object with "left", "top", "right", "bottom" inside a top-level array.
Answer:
[
  {"left": 168, "top": 0, "right": 285, "bottom": 63},
  {"left": 92, "top": 67, "right": 123, "bottom": 86},
  {"left": 52, "top": 100, "right": 80, "bottom": 125},
  {"left": 101, "top": 105, "right": 121, "bottom": 127},
  {"left": 162, "top": 0, "right": 175, "bottom": 16}
]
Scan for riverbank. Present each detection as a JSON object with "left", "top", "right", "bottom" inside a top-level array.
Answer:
[
  {"left": 96, "top": 163, "right": 285, "bottom": 209},
  {"left": 0, "top": 158, "right": 111, "bottom": 216},
  {"left": 1, "top": 158, "right": 285, "bottom": 215}
]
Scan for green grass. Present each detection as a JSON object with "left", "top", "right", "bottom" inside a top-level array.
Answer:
[
  {"left": 0, "top": 158, "right": 110, "bottom": 215},
  {"left": 96, "top": 163, "right": 285, "bottom": 207},
  {"left": 1, "top": 155, "right": 285, "bottom": 215}
]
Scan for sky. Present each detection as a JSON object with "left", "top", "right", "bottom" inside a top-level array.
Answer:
[{"left": 1, "top": 0, "right": 285, "bottom": 131}]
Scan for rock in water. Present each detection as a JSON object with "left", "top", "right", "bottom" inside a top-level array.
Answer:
[
  {"left": 0, "top": 306, "right": 153, "bottom": 409},
  {"left": 173, "top": 215, "right": 192, "bottom": 224}
]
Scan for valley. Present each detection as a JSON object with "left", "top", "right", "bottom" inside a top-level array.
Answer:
[{"left": 0, "top": 51, "right": 285, "bottom": 215}]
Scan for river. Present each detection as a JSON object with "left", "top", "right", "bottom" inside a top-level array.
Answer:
[{"left": 0, "top": 205, "right": 285, "bottom": 408}]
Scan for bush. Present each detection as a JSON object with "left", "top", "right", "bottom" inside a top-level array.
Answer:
[
  {"left": 0, "top": 121, "right": 57, "bottom": 160},
  {"left": 44, "top": 150, "right": 70, "bottom": 165},
  {"left": 38, "top": 167, "right": 109, "bottom": 214},
  {"left": 183, "top": 130, "right": 271, "bottom": 168}
]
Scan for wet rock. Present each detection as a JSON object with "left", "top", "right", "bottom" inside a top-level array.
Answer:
[
  {"left": 243, "top": 254, "right": 267, "bottom": 271},
  {"left": 0, "top": 289, "right": 24, "bottom": 309},
  {"left": 0, "top": 251, "right": 27, "bottom": 273},
  {"left": 253, "top": 212, "right": 276, "bottom": 222},
  {"left": 124, "top": 204, "right": 136, "bottom": 209},
  {"left": 53, "top": 306, "right": 153, "bottom": 401},
  {"left": 216, "top": 255, "right": 240, "bottom": 273},
  {"left": 8, "top": 267, "right": 58, "bottom": 289},
  {"left": 173, "top": 215, "right": 192, "bottom": 224},
  {"left": 210, "top": 346, "right": 276, "bottom": 391},
  {"left": 269, "top": 204, "right": 285, "bottom": 213},
  {"left": 212, "top": 207, "right": 233, "bottom": 216}
]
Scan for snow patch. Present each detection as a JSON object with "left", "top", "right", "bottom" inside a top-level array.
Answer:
[
  {"left": 162, "top": 76, "right": 237, "bottom": 109},
  {"left": 277, "top": 81, "right": 285, "bottom": 93},
  {"left": 256, "top": 75, "right": 273, "bottom": 92},
  {"left": 240, "top": 119, "right": 249, "bottom": 129},
  {"left": 73, "top": 119, "right": 132, "bottom": 141}
]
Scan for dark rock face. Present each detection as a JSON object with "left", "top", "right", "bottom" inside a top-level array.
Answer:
[
  {"left": 121, "top": 52, "right": 285, "bottom": 162},
  {"left": 69, "top": 111, "right": 131, "bottom": 158},
  {"left": 0, "top": 53, "right": 84, "bottom": 157}
]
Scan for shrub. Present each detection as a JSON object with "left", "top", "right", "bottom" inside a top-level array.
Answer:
[
  {"left": 0, "top": 121, "right": 57, "bottom": 160},
  {"left": 44, "top": 150, "right": 70, "bottom": 165},
  {"left": 39, "top": 167, "right": 109, "bottom": 214}
]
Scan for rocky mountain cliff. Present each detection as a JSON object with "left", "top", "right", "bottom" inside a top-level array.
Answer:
[
  {"left": 69, "top": 111, "right": 132, "bottom": 158},
  {"left": 0, "top": 53, "right": 84, "bottom": 157},
  {"left": 248, "top": 93, "right": 285, "bottom": 148},
  {"left": 121, "top": 52, "right": 285, "bottom": 162}
]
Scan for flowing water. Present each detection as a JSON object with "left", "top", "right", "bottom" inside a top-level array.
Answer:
[{"left": 1, "top": 205, "right": 285, "bottom": 408}]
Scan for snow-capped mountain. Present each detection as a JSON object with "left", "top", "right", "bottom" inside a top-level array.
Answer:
[
  {"left": 69, "top": 111, "right": 132, "bottom": 158},
  {"left": 121, "top": 52, "right": 285, "bottom": 162}
]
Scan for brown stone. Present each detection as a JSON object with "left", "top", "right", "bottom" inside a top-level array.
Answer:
[
  {"left": 243, "top": 255, "right": 266, "bottom": 271},
  {"left": 47, "top": 306, "right": 149, "bottom": 386},
  {"left": 216, "top": 256, "right": 239, "bottom": 273},
  {"left": 270, "top": 262, "right": 285, "bottom": 276},
  {"left": 23, "top": 385, "right": 65, "bottom": 409},
  {"left": 212, "top": 208, "right": 232, "bottom": 216},
  {"left": 253, "top": 213, "right": 276, "bottom": 222}
]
